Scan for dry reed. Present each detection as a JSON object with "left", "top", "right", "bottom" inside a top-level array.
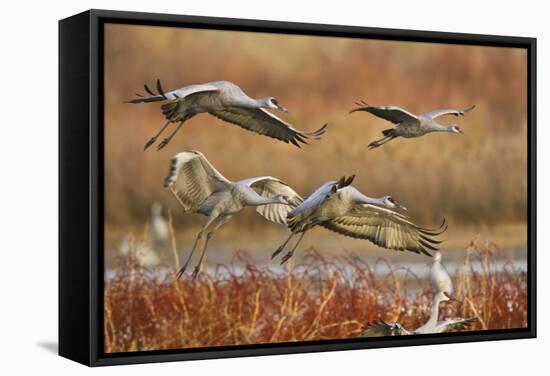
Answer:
[{"left": 104, "top": 240, "right": 527, "bottom": 353}]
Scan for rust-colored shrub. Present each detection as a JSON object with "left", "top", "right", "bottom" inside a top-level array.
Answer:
[{"left": 104, "top": 242, "right": 527, "bottom": 353}]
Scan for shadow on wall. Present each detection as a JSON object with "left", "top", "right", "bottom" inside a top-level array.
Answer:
[{"left": 37, "top": 342, "right": 58, "bottom": 355}]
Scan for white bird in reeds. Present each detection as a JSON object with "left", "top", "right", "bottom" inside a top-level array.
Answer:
[
  {"left": 164, "top": 150, "right": 303, "bottom": 280},
  {"left": 127, "top": 80, "right": 328, "bottom": 150},
  {"left": 118, "top": 234, "right": 161, "bottom": 268},
  {"left": 362, "top": 291, "right": 475, "bottom": 336},
  {"left": 118, "top": 234, "right": 132, "bottom": 257},
  {"left": 430, "top": 251, "right": 454, "bottom": 295},
  {"left": 272, "top": 175, "right": 447, "bottom": 264},
  {"left": 149, "top": 202, "right": 170, "bottom": 246},
  {"left": 350, "top": 102, "right": 475, "bottom": 149}
]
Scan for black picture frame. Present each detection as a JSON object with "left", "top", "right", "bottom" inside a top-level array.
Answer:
[{"left": 59, "top": 9, "right": 537, "bottom": 367}]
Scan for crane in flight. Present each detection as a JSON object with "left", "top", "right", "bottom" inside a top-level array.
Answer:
[
  {"left": 350, "top": 102, "right": 475, "bottom": 149},
  {"left": 272, "top": 175, "right": 447, "bottom": 264},
  {"left": 128, "top": 80, "right": 327, "bottom": 151},
  {"left": 164, "top": 151, "right": 303, "bottom": 280}
]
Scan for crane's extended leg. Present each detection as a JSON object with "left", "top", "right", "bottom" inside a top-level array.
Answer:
[
  {"left": 272, "top": 232, "right": 296, "bottom": 259},
  {"left": 191, "top": 215, "right": 232, "bottom": 281},
  {"left": 280, "top": 232, "right": 306, "bottom": 265},
  {"left": 175, "top": 231, "right": 202, "bottom": 280},
  {"left": 368, "top": 136, "right": 395, "bottom": 149},
  {"left": 176, "top": 214, "right": 217, "bottom": 280},
  {"left": 157, "top": 121, "right": 184, "bottom": 151},
  {"left": 144, "top": 121, "right": 171, "bottom": 150}
]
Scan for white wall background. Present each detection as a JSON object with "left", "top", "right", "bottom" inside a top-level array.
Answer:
[{"left": 0, "top": 1, "right": 546, "bottom": 374}]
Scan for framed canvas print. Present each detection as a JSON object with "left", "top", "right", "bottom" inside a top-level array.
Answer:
[{"left": 59, "top": 9, "right": 536, "bottom": 366}]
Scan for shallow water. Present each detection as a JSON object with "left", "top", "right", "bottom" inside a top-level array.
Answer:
[{"left": 105, "top": 250, "right": 527, "bottom": 282}]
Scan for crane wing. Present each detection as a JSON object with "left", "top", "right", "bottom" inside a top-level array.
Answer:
[
  {"left": 210, "top": 107, "right": 327, "bottom": 147},
  {"left": 165, "top": 83, "right": 220, "bottom": 100},
  {"left": 436, "top": 317, "right": 477, "bottom": 333},
  {"left": 290, "top": 181, "right": 337, "bottom": 215},
  {"left": 126, "top": 81, "right": 219, "bottom": 104},
  {"left": 159, "top": 89, "right": 222, "bottom": 122},
  {"left": 350, "top": 104, "right": 419, "bottom": 124},
  {"left": 422, "top": 105, "right": 476, "bottom": 120},
  {"left": 286, "top": 176, "right": 355, "bottom": 232},
  {"left": 164, "top": 151, "right": 232, "bottom": 212},
  {"left": 320, "top": 205, "right": 447, "bottom": 256},
  {"left": 362, "top": 321, "right": 411, "bottom": 337},
  {"left": 238, "top": 176, "right": 303, "bottom": 225}
]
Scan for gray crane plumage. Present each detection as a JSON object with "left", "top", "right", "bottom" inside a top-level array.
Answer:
[
  {"left": 350, "top": 102, "right": 475, "bottom": 149},
  {"left": 272, "top": 175, "right": 447, "bottom": 264},
  {"left": 362, "top": 292, "right": 475, "bottom": 337},
  {"left": 128, "top": 80, "right": 327, "bottom": 150},
  {"left": 165, "top": 151, "right": 303, "bottom": 280}
]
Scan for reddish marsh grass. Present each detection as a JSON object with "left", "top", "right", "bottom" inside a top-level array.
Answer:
[{"left": 104, "top": 241, "right": 527, "bottom": 353}]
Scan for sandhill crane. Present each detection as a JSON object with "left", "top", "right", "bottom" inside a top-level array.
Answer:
[
  {"left": 149, "top": 202, "right": 170, "bottom": 246},
  {"left": 272, "top": 175, "right": 447, "bottom": 264},
  {"left": 350, "top": 102, "right": 475, "bottom": 149},
  {"left": 164, "top": 151, "right": 303, "bottom": 280},
  {"left": 430, "top": 251, "right": 454, "bottom": 295},
  {"left": 127, "top": 80, "right": 328, "bottom": 150},
  {"left": 362, "top": 291, "right": 475, "bottom": 336}
]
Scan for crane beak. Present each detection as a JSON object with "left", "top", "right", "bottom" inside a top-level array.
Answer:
[
  {"left": 396, "top": 202, "right": 407, "bottom": 211},
  {"left": 278, "top": 104, "right": 289, "bottom": 113}
]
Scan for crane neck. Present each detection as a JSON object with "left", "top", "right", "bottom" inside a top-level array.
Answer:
[
  {"left": 243, "top": 192, "right": 281, "bottom": 207},
  {"left": 426, "top": 295, "right": 443, "bottom": 328},
  {"left": 347, "top": 187, "right": 384, "bottom": 206},
  {"left": 357, "top": 193, "right": 386, "bottom": 207},
  {"left": 367, "top": 197, "right": 388, "bottom": 206}
]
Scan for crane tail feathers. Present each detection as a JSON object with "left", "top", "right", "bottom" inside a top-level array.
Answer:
[
  {"left": 125, "top": 80, "right": 172, "bottom": 103},
  {"left": 144, "top": 83, "right": 155, "bottom": 96},
  {"left": 350, "top": 100, "right": 370, "bottom": 113},
  {"left": 125, "top": 95, "right": 166, "bottom": 104},
  {"left": 156, "top": 79, "right": 167, "bottom": 99}
]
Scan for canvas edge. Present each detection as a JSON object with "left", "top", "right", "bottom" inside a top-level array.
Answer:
[{"left": 58, "top": 10, "right": 93, "bottom": 366}]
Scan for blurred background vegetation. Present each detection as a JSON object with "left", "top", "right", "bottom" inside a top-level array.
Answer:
[{"left": 104, "top": 24, "right": 527, "bottom": 251}]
